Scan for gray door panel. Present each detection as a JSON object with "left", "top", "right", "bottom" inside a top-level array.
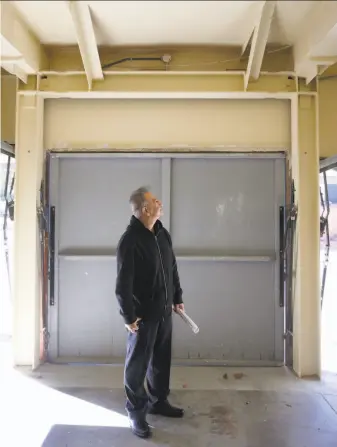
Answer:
[
  {"left": 171, "top": 159, "right": 275, "bottom": 255},
  {"left": 58, "top": 158, "right": 162, "bottom": 253},
  {"left": 58, "top": 258, "right": 126, "bottom": 357},
  {"left": 172, "top": 260, "right": 275, "bottom": 361}
]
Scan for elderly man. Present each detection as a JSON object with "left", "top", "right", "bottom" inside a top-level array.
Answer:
[{"left": 115, "top": 187, "right": 185, "bottom": 439}]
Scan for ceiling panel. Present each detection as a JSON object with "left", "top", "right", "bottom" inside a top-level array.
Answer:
[
  {"left": 10, "top": 0, "right": 334, "bottom": 63},
  {"left": 12, "top": 1, "right": 77, "bottom": 44},
  {"left": 10, "top": 0, "right": 285, "bottom": 46},
  {"left": 311, "top": 24, "right": 337, "bottom": 58},
  {"left": 89, "top": 0, "right": 259, "bottom": 46}
]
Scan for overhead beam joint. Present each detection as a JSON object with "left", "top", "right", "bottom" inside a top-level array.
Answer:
[
  {"left": 294, "top": 1, "right": 337, "bottom": 83},
  {"left": 244, "top": 1, "right": 276, "bottom": 90},
  {"left": 0, "top": 2, "right": 46, "bottom": 82},
  {"left": 67, "top": 1, "right": 104, "bottom": 90}
]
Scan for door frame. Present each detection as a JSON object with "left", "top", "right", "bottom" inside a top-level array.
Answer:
[{"left": 320, "top": 155, "right": 337, "bottom": 173}]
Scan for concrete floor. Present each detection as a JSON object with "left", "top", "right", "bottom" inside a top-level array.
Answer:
[
  {"left": 1, "top": 343, "right": 337, "bottom": 447},
  {"left": 41, "top": 387, "right": 337, "bottom": 447}
]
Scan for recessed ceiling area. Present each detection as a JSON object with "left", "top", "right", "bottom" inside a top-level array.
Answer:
[
  {"left": 12, "top": 0, "right": 315, "bottom": 46},
  {"left": 11, "top": 1, "right": 77, "bottom": 45},
  {"left": 1, "top": 1, "right": 337, "bottom": 84}
]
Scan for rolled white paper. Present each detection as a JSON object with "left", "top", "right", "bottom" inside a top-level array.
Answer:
[{"left": 177, "top": 310, "right": 199, "bottom": 334}]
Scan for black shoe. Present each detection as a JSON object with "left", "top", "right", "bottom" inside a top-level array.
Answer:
[
  {"left": 129, "top": 417, "right": 152, "bottom": 438},
  {"left": 148, "top": 400, "right": 184, "bottom": 418}
]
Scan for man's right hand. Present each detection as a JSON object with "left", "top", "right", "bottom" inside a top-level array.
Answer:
[{"left": 125, "top": 318, "right": 141, "bottom": 333}]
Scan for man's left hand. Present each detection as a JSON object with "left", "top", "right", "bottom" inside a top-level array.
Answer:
[{"left": 173, "top": 303, "right": 185, "bottom": 313}]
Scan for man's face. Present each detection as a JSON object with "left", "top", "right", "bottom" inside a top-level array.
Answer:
[{"left": 143, "top": 192, "right": 163, "bottom": 220}]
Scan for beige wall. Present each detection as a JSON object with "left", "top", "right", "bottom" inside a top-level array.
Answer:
[
  {"left": 1, "top": 74, "right": 16, "bottom": 144},
  {"left": 44, "top": 99, "right": 291, "bottom": 150},
  {"left": 4, "top": 77, "right": 337, "bottom": 158},
  {"left": 45, "top": 45, "right": 294, "bottom": 73},
  {"left": 319, "top": 78, "right": 337, "bottom": 157}
]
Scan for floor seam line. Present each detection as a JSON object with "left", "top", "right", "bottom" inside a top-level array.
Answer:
[{"left": 320, "top": 393, "right": 337, "bottom": 417}]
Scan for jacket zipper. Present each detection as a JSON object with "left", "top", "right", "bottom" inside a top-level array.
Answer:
[{"left": 155, "top": 235, "right": 168, "bottom": 314}]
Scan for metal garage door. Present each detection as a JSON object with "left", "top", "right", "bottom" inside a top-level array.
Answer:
[{"left": 48, "top": 153, "right": 285, "bottom": 365}]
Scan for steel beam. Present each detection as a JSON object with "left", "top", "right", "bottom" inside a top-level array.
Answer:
[
  {"left": 67, "top": 1, "right": 104, "bottom": 89},
  {"left": 18, "top": 72, "right": 301, "bottom": 98},
  {"left": 244, "top": 1, "right": 276, "bottom": 90}
]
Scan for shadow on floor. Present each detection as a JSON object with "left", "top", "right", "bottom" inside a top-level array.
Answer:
[
  {"left": 38, "top": 387, "right": 337, "bottom": 447},
  {"left": 41, "top": 424, "right": 196, "bottom": 447}
]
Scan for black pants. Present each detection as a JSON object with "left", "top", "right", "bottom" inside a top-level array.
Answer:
[{"left": 124, "top": 315, "right": 172, "bottom": 417}]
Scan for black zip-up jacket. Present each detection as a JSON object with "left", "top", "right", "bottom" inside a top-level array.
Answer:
[{"left": 115, "top": 216, "right": 183, "bottom": 324}]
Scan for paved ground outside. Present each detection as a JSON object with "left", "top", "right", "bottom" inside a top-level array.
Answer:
[
  {"left": 0, "top": 222, "right": 13, "bottom": 338},
  {"left": 321, "top": 247, "right": 337, "bottom": 373}
]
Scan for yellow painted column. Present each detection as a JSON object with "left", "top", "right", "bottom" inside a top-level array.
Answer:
[
  {"left": 13, "top": 94, "right": 44, "bottom": 368},
  {"left": 292, "top": 94, "right": 321, "bottom": 377},
  {"left": 1, "top": 74, "right": 17, "bottom": 144}
]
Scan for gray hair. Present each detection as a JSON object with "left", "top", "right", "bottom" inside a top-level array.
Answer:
[{"left": 129, "top": 187, "right": 150, "bottom": 217}]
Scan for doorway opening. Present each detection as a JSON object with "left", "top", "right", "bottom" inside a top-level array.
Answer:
[
  {"left": 320, "top": 163, "right": 337, "bottom": 373},
  {"left": 0, "top": 143, "right": 15, "bottom": 345}
]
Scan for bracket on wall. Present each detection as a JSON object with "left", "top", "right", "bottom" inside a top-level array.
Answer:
[
  {"left": 279, "top": 205, "right": 285, "bottom": 307},
  {"left": 284, "top": 181, "right": 297, "bottom": 368},
  {"left": 49, "top": 206, "right": 56, "bottom": 306}
]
